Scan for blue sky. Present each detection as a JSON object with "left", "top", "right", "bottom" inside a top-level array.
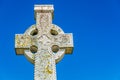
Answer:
[{"left": 0, "top": 0, "right": 120, "bottom": 80}]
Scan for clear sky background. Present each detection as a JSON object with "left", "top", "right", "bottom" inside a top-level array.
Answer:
[{"left": 0, "top": 0, "right": 120, "bottom": 80}]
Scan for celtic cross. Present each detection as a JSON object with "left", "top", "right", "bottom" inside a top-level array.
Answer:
[{"left": 15, "top": 5, "right": 73, "bottom": 80}]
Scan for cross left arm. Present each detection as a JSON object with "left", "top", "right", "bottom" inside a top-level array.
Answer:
[{"left": 15, "top": 34, "right": 32, "bottom": 55}]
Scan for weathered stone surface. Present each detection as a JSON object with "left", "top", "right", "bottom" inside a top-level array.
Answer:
[{"left": 15, "top": 5, "right": 74, "bottom": 80}]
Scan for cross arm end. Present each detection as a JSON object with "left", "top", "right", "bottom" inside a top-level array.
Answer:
[
  {"left": 54, "top": 33, "right": 74, "bottom": 54},
  {"left": 15, "top": 34, "right": 31, "bottom": 55},
  {"left": 63, "top": 33, "right": 74, "bottom": 54}
]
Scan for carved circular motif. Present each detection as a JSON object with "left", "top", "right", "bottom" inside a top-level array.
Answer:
[{"left": 24, "top": 24, "right": 66, "bottom": 64}]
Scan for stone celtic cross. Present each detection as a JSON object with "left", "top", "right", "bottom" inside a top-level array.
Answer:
[{"left": 15, "top": 5, "right": 73, "bottom": 80}]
